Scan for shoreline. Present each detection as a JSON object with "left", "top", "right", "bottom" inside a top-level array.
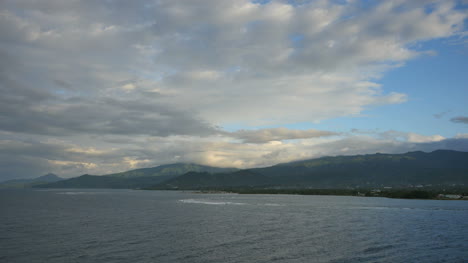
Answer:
[{"left": 188, "top": 188, "right": 468, "bottom": 200}]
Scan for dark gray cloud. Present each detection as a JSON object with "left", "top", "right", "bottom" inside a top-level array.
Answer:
[
  {"left": 451, "top": 116, "right": 468, "bottom": 124},
  {"left": 0, "top": 155, "right": 52, "bottom": 182},
  {"left": 0, "top": 140, "right": 74, "bottom": 181},
  {"left": 0, "top": 65, "right": 217, "bottom": 137},
  {"left": 0, "top": 138, "right": 139, "bottom": 181},
  {"left": 0, "top": 95, "right": 218, "bottom": 137}
]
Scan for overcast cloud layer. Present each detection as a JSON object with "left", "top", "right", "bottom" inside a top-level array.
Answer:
[{"left": 0, "top": 0, "right": 467, "bottom": 180}]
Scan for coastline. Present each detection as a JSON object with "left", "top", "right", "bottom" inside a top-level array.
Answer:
[{"left": 188, "top": 188, "right": 468, "bottom": 200}]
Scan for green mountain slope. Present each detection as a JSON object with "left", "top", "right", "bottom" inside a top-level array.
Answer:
[
  {"left": 152, "top": 150, "right": 468, "bottom": 189},
  {"left": 36, "top": 174, "right": 175, "bottom": 189},
  {"left": 36, "top": 163, "right": 238, "bottom": 189},
  {"left": 36, "top": 150, "right": 468, "bottom": 190},
  {"left": 107, "top": 163, "right": 238, "bottom": 177},
  {"left": 154, "top": 170, "right": 266, "bottom": 189}
]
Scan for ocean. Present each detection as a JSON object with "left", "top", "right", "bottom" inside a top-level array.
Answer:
[{"left": 1, "top": 189, "right": 467, "bottom": 262}]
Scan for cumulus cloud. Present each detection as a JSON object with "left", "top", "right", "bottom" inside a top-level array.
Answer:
[{"left": 1, "top": 0, "right": 466, "bottom": 134}]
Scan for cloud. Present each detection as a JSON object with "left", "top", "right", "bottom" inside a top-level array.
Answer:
[
  {"left": 229, "top": 127, "right": 338, "bottom": 143},
  {"left": 451, "top": 116, "right": 468, "bottom": 124},
  {"left": 406, "top": 133, "right": 445, "bottom": 143},
  {"left": 0, "top": 65, "right": 218, "bottom": 137},
  {"left": 1, "top": 0, "right": 465, "bottom": 134},
  {"left": 376, "top": 130, "right": 446, "bottom": 143},
  {"left": 2, "top": 130, "right": 467, "bottom": 181},
  {"left": 1, "top": 1, "right": 466, "bottom": 179},
  {"left": 0, "top": 137, "right": 149, "bottom": 180},
  {"left": 301, "top": 136, "right": 468, "bottom": 158},
  {"left": 455, "top": 133, "right": 468, "bottom": 139}
]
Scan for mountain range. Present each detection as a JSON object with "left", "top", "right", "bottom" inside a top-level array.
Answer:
[
  {"left": 0, "top": 173, "right": 63, "bottom": 189},
  {"left": 31, "top": 150, "right": 468, "bottom": 190},
  {"left": 36, "top": 163, "right": 237, "bottom": 189}
]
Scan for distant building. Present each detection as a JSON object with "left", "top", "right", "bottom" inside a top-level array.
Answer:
[
  {"left": 437, "top": 194, "right": 462, "bottom": 199},
  {"left": 445, "top": 194, "right": 462, "bottom": 199}
]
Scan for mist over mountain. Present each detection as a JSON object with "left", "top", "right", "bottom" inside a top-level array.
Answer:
[
  {"left": 35, "top": 150, "right": 468, "bottom": 190},
  {"left": 0, "top": 173, "right": 63, "bottom": 189},
  {"left": 106, "top": 163, "right": 238, "bottom": 178},
  {"left": 37, "top": 164, "right": 237, "bottom": 189},
  {"left": 154, "top": 150, "right": 468, "bottom": 190}
]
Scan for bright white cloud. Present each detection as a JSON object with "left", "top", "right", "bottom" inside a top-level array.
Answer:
[
  {"left": 229, "top": 127, "right": 339, "bottom": 143},
  {"left": 407, "top": 133, "right": 445, "bottom": 143}
]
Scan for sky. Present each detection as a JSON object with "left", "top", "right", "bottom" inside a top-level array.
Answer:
[{"left": 0, "top": 0, "right": 467, "bottom": 180}]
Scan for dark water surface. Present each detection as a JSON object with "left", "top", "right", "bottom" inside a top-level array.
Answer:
[{"left": 1, "top": 189, "right": 467, "bottom": 262}]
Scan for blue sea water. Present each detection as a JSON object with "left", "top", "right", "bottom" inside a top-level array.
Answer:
[{"left": 1, "top": 189, "right": 467, "bottom": 262}]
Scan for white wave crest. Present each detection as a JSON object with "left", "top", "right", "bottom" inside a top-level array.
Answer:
[
  {"left": 56, "top": 191, "right": 107, "bottom": 195},
  {"left": 263, "top": 203, "right": 284, "bottom": 207},
  {"left": 179, "top": 199, "right": 246, "bottom": 206}
]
